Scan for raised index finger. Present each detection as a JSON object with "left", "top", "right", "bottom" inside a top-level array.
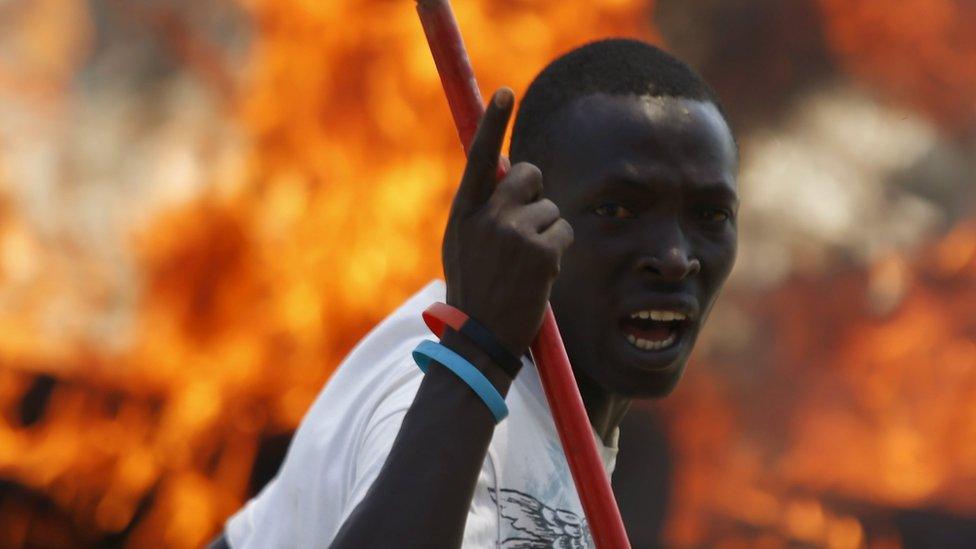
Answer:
[{"left": 453, "top": 88, "right": 514, "bottom": 215}]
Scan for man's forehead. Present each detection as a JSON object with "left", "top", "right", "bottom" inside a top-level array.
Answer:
[
  {"left": 570, "top": 93, "right": 707, "bottom": 123},
  {"left": 547, "top": 93, "right": 738, "bottom": 189},
  {"left": 560, "top": 93, "right": 732, "bottom": 144}
]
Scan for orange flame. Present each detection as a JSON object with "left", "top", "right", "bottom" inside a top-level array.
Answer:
[{"left": 819, "top": 0, "right": 976, "bottom": 132}]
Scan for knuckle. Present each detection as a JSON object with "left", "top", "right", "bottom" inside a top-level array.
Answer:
[
  {"left": 495, "top": 173, "right": 520, "bottom": 195},
  {"left": 529, "top": 173, "right": 544, "bottom": 192},
  {"left": 513, "top": 171, "right": 536, "bottom": 188},
  {"left": 512, "top": 162, "right": 543, "bottom": 188},
  {"left": 496, "top": 215, "right": 525, "bottom": 241},
  {"left": 540, "top": 199, "right": 560, "bottom": 219},
  {"left": 499, "top": 173, "right": 521, "bottom": 194},
  {"left": 519, "top": 162, "right": 543, "bottom": 180},
  {"left": 506, "top": 217, "right": 524, "bottom": 237},
  {"left": 560, "top": 219, "right": 575, "bottom": 245},
  {"left": 511, "top": 161, "right": 540, "bottom": 178}
]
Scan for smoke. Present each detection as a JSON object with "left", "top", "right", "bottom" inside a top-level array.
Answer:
[{"left": 735, "top": 85, "right": 944, "bottom": 287}]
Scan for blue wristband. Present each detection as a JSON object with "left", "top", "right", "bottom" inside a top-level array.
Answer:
[{"left": 412, "top": 339, "right": 509, "bottom": 423}]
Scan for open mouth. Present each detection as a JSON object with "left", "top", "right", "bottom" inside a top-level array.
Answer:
[{"left": 620, "top": 309, "right": 689, "bottom": 352}]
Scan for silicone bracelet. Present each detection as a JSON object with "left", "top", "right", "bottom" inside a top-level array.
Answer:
[
  {"left": 412, "top": 339, "right": 508, "bottom": 423},
  {"left": 422, "top": 302, "right": 522, "bottom": 378}
]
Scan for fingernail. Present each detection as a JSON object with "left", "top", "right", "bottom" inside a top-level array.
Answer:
[{"left": 494, "top": 88, "right": 513, "bottom": 109}]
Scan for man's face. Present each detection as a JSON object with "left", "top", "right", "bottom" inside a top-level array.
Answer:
[{"left": 543, "top": 93, "right": 738, "bottom": 398}]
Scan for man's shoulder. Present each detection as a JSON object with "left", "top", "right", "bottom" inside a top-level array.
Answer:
[
  {"left": 223, "top": 280, "right": 451, "bottom": 547},
  {"left": 337, "top": 279, "right": 445, "bottom": 373},
  {"left": 267, "top": 279, "right": 448, "bottom": 478},
  {"left": 301, "top": 279, "right": 446, "bottom": 415},
  {"left": 370, "top": 278, "right": 445, "bottom": 341}
]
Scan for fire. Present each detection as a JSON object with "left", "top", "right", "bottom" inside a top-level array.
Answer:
[
  {"left": 2, "top": 0, "right": 974, "bottom": 547},
  {"left": 663, "top": 221, "right": 976, "bottom": 546},
  {"left": 819, "top": 0, "right": 976, "bottom": 132}
]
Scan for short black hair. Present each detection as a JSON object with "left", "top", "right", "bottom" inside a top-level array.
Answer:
[{"left": 510, "top": 38, "right": 729, "bottom": 166}]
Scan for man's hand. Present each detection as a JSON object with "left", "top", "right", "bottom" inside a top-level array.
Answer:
[{"left": 443, "top": 88, "right": 574, "bottom": 358}]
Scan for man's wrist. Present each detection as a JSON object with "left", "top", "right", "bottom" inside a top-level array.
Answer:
[{"left": 439, "top": 328, "right": 518, "bottom": 397}]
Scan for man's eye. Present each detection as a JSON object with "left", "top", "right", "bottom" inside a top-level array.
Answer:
[
  {"left": 697, "top": 208, "right": 731, "bottom": 223},
  {"left": 593, "top": 203, "right": 634, "bottom": 219}
]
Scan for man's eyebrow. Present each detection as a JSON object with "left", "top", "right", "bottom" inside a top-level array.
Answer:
[
  {"left": 580, "top": 176, "right": 658, "bottom": 203},
  {"left": 593, "top": 170, "right": 666, "bottom": 192},
  {"left": 593, "top": 171, "right": 739, "bottom": 205},
  {"left": 689, "top": 182, "right": 739, "bottom": 206}
]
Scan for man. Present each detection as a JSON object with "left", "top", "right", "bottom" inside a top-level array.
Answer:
[{"left": 216, "top": 38, "right": 738, "bottom": 548}]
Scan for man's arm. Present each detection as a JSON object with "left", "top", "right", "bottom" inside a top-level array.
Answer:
[
  {"left": 330, "top": 329, "right": 509, "bottom": 548},
  {"left": 329, "top": 88, "right": 572, "bottom": 548}
]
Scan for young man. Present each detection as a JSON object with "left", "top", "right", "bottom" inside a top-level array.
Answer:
[{"left": 217, "top": 38, "right": 738, "bottom": 548}]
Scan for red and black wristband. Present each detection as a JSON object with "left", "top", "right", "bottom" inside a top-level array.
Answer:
[{"left": 422, "top": 302, "right": 523, "bottom": 379}]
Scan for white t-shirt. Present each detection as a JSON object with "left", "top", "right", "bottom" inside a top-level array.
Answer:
[{"left": 225, "top": 280, "right": 618, "bottom": 548}]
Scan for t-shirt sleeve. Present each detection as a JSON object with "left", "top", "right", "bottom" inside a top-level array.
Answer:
[
  {"left": 226, "top": 356, "right": 425, "bottom": 549},
  {"left": 224, "top": 361, "right": 502, "bottom": 548},
  {"left": 338, "top": 395, "right": 412, "bottom": 524}
]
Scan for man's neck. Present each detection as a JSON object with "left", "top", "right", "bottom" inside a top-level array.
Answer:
[{"left": 575, "top": 371, "right": 631, "bottom": 447}]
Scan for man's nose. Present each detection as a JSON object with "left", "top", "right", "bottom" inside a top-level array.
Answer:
[{"left": 636, "top": 239, "right": 701, "bottom": 281}]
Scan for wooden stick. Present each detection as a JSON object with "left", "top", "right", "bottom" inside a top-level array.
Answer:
[{"left": 416, "top": 2, "right": 631, "bottom": 547}]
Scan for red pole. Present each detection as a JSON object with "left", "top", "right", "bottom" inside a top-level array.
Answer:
[{"left": 415, "top": 2, "right": 631, "bottom": 547}]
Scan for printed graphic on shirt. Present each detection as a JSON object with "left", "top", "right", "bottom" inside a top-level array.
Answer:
[{"left": 490, "top": 488, "right": 593, "bottom": 549}]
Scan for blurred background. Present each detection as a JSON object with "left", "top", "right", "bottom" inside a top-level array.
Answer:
[{"left": 0, "top": 0, "right": 974, "bottom": 547}]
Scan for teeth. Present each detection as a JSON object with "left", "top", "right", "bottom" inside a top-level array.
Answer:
[
  {"left": 625, "top": 332, "right": 678, "bottom": 351},
  {"left": 630, "top": 309, "right": 687, "bottom": 321}
]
